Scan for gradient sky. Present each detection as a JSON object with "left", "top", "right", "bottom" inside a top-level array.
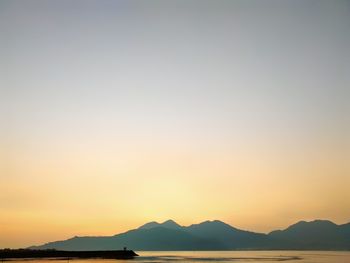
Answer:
[{"left": 1, "top": 0, "right": 349, "bottom": 248}]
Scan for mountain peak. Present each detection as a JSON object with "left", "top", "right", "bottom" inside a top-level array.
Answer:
[
  {"left": 138, "top": 221, "right": 160, "bottom": 229},
  {"left": 288, "top": 219, "right": 337, "bottom": 230},
  {"left": 269, "top": 219, "right": 339, "bottom": 236},
  {"left": 138, "top": 220, "right": 182, "bottom": 230},
  {"left": 311, "top": 219, "right": 337, "bottom": 225},
  {"left": 161, "top": 219, "right": 182, "bottom": 229},
  {"left": 195, "top": 220, "right": 235, "bottom": 228},
  {"left": 163, "top": 219, "right": 177, "bottom": 224},
  {"left": 187, "top": 219, "right": 240, "bottom": 234},
  {"left": 209, "top": 220, "right": 227, "bottom": 225}
]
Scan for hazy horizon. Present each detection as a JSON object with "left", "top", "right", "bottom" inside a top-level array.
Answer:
[
  {"left": 4, "top": 217, "right": 350, "bottom": 249},
  {"left": 1, "top": 0, "right": 349, "bottom": 248},
  {"left": 22, "top": 219, "right": 350, "bottom": 251}
]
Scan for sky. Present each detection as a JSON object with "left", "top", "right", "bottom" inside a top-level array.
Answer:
[{"left": 1, "top": 0, "right": 349, "bottom": 248}]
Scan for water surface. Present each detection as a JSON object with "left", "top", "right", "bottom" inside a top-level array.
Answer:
[{"left": 5, "top": 251, "right": 350, "bottom": 263}]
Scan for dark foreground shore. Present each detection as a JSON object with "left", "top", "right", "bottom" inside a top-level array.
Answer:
[{"left": 0, "top": 249, "right": 138, "bottom": 259}]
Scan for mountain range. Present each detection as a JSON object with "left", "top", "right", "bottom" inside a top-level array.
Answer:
[{"left": 30, "top": 219, "right": 350, "bottom": 251}]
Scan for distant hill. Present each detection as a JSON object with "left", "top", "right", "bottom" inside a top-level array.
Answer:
[
  {"left": 268, "top": 220, "right": 350, "bottom": 250},
  {"left": 30, "top": 219, "right": 350, "bottom": 251},
  {"left": 185, "top": 220, "right": 274, "bottom": 249}
]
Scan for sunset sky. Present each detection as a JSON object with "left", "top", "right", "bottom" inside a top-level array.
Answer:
[{"left": 1, "top": 0, "right": 349, "bottom": 248}]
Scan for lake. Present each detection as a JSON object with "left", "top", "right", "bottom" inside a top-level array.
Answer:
[{"left": 4, "top": 251, "right": 350, "bottom": 263}]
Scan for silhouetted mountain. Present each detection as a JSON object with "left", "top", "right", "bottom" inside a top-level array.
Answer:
[
  {"left": 161, "top": 219, "right": 183, "bottom": 230},
  {"left": 30, "top": 219, "right": 350, "bottom": 251},
  {"left": 185, "top": 220, "right": 276, "bottom": 249},
  {"left": 268, "top": 220, "right": 350, "bottom": 250},
  {"left": 341, "top": 222, "right": 350, "bottom": 235},
  {"left": 31, "top": 227, "right": 221, "bottom": 251}
]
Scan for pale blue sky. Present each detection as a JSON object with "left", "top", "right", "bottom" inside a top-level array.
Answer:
[{"left": 1, "top": 0, "right": 349, "bottom": 143}]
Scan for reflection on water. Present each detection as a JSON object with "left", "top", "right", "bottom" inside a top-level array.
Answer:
[
  {"left": 136, "top": 251, "right": 350, "bottom": 262},
  {"left": 4, "top": 251, "right": 350, "bottom": 263}
]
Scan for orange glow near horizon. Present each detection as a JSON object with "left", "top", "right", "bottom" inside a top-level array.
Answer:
[{"left": 1, "top": 133, "right": 349, "bottom": 248}]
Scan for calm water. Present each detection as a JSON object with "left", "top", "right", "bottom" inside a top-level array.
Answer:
[{"left": 5, "top": 251, "right": 350, "bottom": 263}]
